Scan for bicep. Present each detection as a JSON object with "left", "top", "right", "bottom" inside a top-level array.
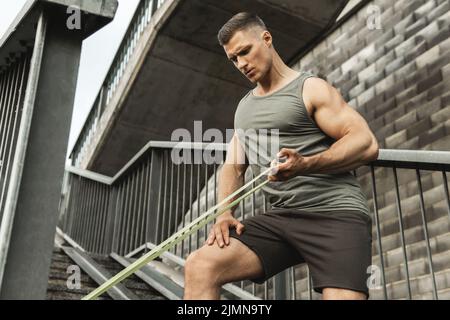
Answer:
[{"left": 304, "top": 77, "right": 375, "bottom": 141}]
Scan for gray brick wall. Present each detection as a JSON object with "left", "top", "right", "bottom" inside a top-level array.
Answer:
[{"left": 293, "top": 0, "right": 450, "bottom": 152}]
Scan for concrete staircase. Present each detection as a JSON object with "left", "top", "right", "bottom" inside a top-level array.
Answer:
[
  {"left": 46, "top": 247, "right": 111, "bottom": 300},
  {"left": 46, "top": 245, "right": 166, "bottom": 300}
]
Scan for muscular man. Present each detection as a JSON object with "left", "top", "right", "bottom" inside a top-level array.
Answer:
[{"left": 184, "top": 12, "right": 379, "bottom": 300}]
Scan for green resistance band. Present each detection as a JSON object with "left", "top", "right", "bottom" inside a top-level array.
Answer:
[{"left": 83, "top": 162, "right": 280, "bottom": 300}]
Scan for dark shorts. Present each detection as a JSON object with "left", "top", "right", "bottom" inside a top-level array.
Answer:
[{"left": 228, "top": 208, "right": 372, "bottom": 297}]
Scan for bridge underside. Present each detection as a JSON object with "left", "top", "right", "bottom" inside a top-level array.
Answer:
[{"left": 90, "top": 0, "right": 349, "bottom": 175}]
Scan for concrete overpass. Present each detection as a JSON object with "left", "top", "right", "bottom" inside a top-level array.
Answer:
[{"left": 70, "top": 0, "right": 350, "bottom": 176}]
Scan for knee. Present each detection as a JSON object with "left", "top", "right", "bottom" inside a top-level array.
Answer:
[{"left": 184, "top": 249, "right": 222, "bottom": 285}]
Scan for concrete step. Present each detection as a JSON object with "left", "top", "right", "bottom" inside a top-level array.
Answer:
[
  {"left": 90, "top": 255, "right": 165, "bottom": 299},
  {"left": 47, "top": 247, "right": 112, "bottom": 300}
]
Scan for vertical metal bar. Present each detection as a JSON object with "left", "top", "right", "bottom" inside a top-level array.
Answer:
[
  {"left": 0, "top": 72, "right": 8, "bottom": 156},
  {"left": 251, "top": 173, "right": 256, "bottom": 296},
  {"left": 92, "top": 182, "right": 104, "bottom": 253},
  {"left": 77, "top": 179, "right": 89, "bottom": 247},
  {"left": 392, "top": 166, "right": 411, "bottom": 299},
  {"left": 132, "top": 165, "right": 144, "bottom": 252},
  {"left": 137, "top": 163, "right": 146, "bottom": 250},
  {"left": 161, "top": 150, "right": 169, "bottom": 241},
  {"left": 69, "top": 176, "right": 82, "bottom": 238},
  {"left": 0, "top": 65, "right": 18, "bottom": 210},
  {"left": 102, "top": 185, "right": 113, "bottom": 254},
  {"left": 211, "top": 163, "right": 217, "bottom": 248},
  {"left": 263, "top": 193, "right": 268, "bottom": 300},
  {"left": 290, "top": 267, "right": 296, "bottom": 300},
  {"left": 144, "top": 153, "right": 154, "bottom": 253},
  {"left": 125, "top": 170, "right": 138, "bottom": 254},
  {"left": 72, "top": 177, "right": 86, "bottom": 242},
  {"left": 154, "top": 150, "right": 165, "bottom": 244},
  {"left": 84, "top": 180, "right": 97, "bottom": 251},
  {"left": 174, "top": 162, "right": 181, "bottom": 254},
  {"left": 0, "top": 65, "right": 15, "bottom": 167},
  {"left": 89, "top": 181, "right": 102, "bottom": 252},
  {"left": 128, "top": 169, "right": 139, "bottom": 254},
  {"left": 140, "top": 157, "right": 150, "bottom": 251},
  {"left": 189, "top": 152, "right": 194, "bottom": 253},
  {"left": 167, "top": 158, "right": 174, "bottom": 243},
  {"left": 79, "top": 179, "right": 92, "bottom": 248},
  {"left": 308, "top": 268, "right": 313, "bottom": 300},
  {"left": 204, "top": 164, "right": 208, "bottom": 245},
  {"left": 127, "top": 168, "right": 137, "bottom": 253},
  {"left": 416, "top": 169, "right": 438, "bottom": 300},
  {"left": 94, "top": 184, "right": 107, "bottom": 254},
  {"left": 370, "top": 164, "right": 387, "bottom": 299},
  {"left": 443, "top": 171, "right": 450, "bottom": 222},
  {"left": 239, "top": 185, "right": 245, "bottom": 290},
  {"left": 112, "top": 183, "right": 125, "bottom": 253},
  {"left": 196, "top": 163, "right": 201, "bottom": 249},
  {"left": 99, "top": 184, "right": 112, "bottom": 255},
  {"left": 119, "top": 178, "right": 131, "bottom": 255},
  {"left": 274, "top": 270, "right": 289, "bottom": 300},
  {"left": 103, "top": 183, "right": 118, "bottom": 254},
  {"left": 181, "top": 162, "right": 187, "bottom": 257},
  {"left": 87, "top": 181, "right": 100, "bottom": 252}
]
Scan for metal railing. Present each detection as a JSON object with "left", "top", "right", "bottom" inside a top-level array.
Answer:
[
  {"left": 0, "top": 53, "right": 31, "bottom": 218},
  {"left": 69, "top": 0, "right": 168, "bottom": 168},
  {"left": 59, "top": 140, "right": 450, "bottom": 300}
]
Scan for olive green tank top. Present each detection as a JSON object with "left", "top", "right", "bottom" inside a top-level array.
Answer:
[{"left": 234, "top": 71, "right": 370, "bottom": 216}]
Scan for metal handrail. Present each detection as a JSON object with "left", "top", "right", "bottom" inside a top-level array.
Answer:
[
  {"left": 66, "top": 141, "right": 228, "bottom": 185},
  {"left": 66, "top": 143, "right": 450, "bottom": 185},
  {"left": 60, "top": 141, "right": 450, "bottom": 300}
]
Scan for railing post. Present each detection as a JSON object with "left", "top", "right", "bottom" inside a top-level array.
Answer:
[
  {"left": 146, "top": 149, "right": 164, "bottom": 245},
  {"left": 273, "top": 270, "right": 290, "bottom": 300}
]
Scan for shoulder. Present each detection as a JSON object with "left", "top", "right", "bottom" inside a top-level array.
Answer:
[
  {"left": 302, "top": 75, "right": 338, "bottom": 110},
  {"left": 239, "top": 90, "right": 252, "bottom": 104}
]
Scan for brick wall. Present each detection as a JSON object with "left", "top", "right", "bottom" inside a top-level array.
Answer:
[{"left": 293, "top": 0, "right": 450, "bottom": 151}]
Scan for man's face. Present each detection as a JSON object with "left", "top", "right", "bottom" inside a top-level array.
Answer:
[{"left": 223, "top": 28, "right": 272, "bottom": 83}]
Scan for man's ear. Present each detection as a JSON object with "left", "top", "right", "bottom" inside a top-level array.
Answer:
[{"left": 262, "top": 30, "right": 272, "bottom": 47}]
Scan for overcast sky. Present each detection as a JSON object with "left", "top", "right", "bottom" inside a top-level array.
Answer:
[{"left": 0, "top": 0, "right": 139, "bottom": 160}]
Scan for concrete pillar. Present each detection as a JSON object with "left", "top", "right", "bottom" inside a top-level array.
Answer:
[{"left": 0, "top": 0, "right": 117, "bottom": 299}]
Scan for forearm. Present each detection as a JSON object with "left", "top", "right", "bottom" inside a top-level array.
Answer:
[
  {"left": 304, "top": 132, "right": 378, "bottom": 175},
  {"left": 217, "top": 164, "right": 245, "bottom": 218}
]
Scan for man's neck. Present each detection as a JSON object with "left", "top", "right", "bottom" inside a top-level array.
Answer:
[{"left": 254, "top": 56, "right": 300, "bottom": 96}]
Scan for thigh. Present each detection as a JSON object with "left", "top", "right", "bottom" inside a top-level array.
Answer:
[
  {"left": 228, "top": 211, "right": 305, "bottom": 284},
  {"left": 285, "top": 210, "right": 372, "bottom": 296},
  {"left": 192, "top": 236, "right": 265, "bottom": 284}
]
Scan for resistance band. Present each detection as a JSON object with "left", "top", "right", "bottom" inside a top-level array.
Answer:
[{"left": 83, "top": 159, "right": 283, "bottom": 300}]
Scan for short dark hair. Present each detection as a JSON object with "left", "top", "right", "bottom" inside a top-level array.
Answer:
[{"left": 217, "top": 12, "right": 267, "bottom": 46}]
